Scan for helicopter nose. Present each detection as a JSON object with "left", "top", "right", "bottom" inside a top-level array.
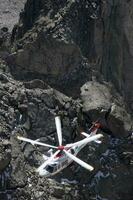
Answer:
[{"left": 37, "top": 169, "right": 49, "bottom": 176}]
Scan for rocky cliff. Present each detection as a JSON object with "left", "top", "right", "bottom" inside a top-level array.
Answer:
[
  {"left": 0, "top": 0, "right": 133, "bottom": 200},
  {"left": 9, "top": 0, "right": 133, "bottom": 108}
]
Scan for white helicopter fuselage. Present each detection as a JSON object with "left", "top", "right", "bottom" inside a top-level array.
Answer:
[
  {"left": 18, "top": 116, "right": 103, "bottom": 177},
  {"left": 40, "top": 142, "right": 87, "bottom": 177}
]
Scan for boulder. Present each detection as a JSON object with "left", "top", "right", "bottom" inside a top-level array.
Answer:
[{"left": 81, "top": 81, "right": 133, "bottom": 137}]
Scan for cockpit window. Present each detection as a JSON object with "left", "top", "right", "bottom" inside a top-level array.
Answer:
[
  {"left": 45, "top": 165, "right": 54, "bottom": 173},
  {"left": 71, "top": 149, "right": 75, "bottom": 155},
  {"left": 45, "top": 164, "right": 57, "bottom": 173}
]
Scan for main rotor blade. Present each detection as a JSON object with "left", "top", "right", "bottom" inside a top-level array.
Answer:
[
  {"left": 36, "top": 150, "right": 60, "bottom": 174},
  {"left": 66, "top": 134, "right": 103, "bottom": 148},
  {"left": 17, "top": 136, "right": 57, "bottom": 149},
  {"left": 63, "top": 149, "right": 94, "bottom": 171},
  {"left": 81, "top": 129, "right": 98, "bottom": 137},
  {"left": 55, "top": 116, "right": 62, "bottom": 146},
  {"left": 81, "top": 132, "right": 90, "bottom": 137},
  {"left": 81, "top": 132, "right": 101, "bottom": 144}
]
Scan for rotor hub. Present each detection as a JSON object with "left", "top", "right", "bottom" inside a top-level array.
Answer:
[{"left": 58, "top": 145, "right": 64, "bottom": 150}]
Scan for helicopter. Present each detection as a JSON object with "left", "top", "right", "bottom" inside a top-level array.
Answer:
[{"left": 17, "top": 116, "right": 103, "bottom": 177}]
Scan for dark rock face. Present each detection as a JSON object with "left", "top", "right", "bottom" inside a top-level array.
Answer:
[
  {"left": 0, "top": 28, "right": 11, "bottom": 59},
  {"left": 12, "top": 0, "right": 101, "bottom": 42},
  {"left": 9, "top": 0, "right": 133, "bottom": 107},
  {"left": 8, "top": 37, "right": 90, "bottom": 96},
  {"left": 100, "top": 0, "right": 133, "bottom": 109},
  {"left": 9, "top": 0, "right": 102, "bottom": 96}
]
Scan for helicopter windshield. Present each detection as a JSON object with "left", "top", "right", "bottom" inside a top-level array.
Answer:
[{"left": 45, "top": 164, "right": 55, "bottom": 173}]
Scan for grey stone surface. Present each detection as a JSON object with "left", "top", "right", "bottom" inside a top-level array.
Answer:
[{"left": 0, "top": 0, "right": 26, "bottom": 31}]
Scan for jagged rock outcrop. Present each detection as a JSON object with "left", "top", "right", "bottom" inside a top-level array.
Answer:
[
  {"left": 0, "top": 60, "right": 85, "bottom": 199},
  {"left": 8, "top": 0, "right": 133, "bottom": 108},
  {"left": 99, "top": 0, "right": 133, "bottom": 110},
  {"left": 0, "top": 59, "right": 133, "bottom": 200},
  {"left": 8, "top": 0, "right": 102, "bottom": 96},
  {"left": 0, "top": 27, "right": 11, "bottom": 60}
]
